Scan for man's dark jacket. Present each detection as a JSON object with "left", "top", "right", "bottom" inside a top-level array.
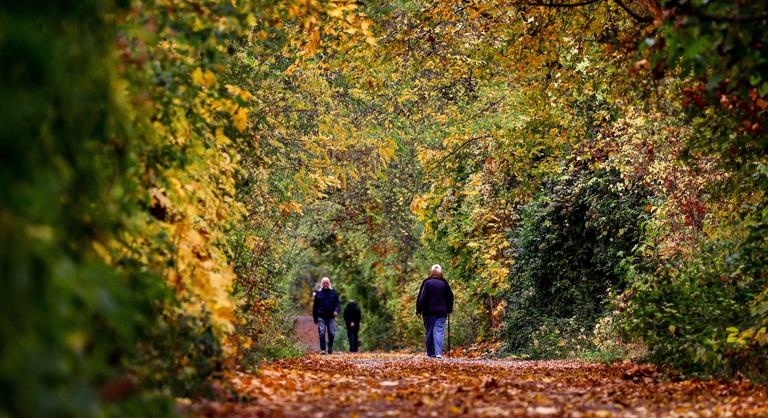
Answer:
[
  {"left": 416, "top": 277, "right": 454, "bottom": 317},
  {"left": 343, "top": 301, "right": 362, "bottom": 328},
  {"left": 313, "top": 288, "right": 340, "bottom": 322}
]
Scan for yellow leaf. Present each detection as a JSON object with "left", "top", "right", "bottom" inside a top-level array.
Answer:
[
  {"left": 92, "top": 241, "right": 112, "bottom": 264},
  {"left": 191, "top": 67, "right": 204, "bottom": 86},
  {"left": 202, "top": 70, "right": 217, "bottom": 88},
  {"left": 192, "top": 67, "right": 216, "bottom": 88},
  {"left": 233, "top": 107, "right": 249, "bottom": 132},
  {"left": 215, "top": 129, "right": 232, "bottom": 145},
  {"left": 327, "top": 8, "right": 344, "bottom": 18}
]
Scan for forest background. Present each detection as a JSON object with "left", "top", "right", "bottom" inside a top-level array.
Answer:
[{"left": 1, "top": 0, "right": 767, "bottom": 416}]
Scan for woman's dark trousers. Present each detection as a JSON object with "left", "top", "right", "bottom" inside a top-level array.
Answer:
[{"left": 347, "top": 325, "right": 359, "bottom": 352}]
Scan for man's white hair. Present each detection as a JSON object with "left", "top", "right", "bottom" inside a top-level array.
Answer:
[
  {"left": 321, "top": 277, "right": 332, "bottom": 288},
  {"left": 430, "top": 264, "right": 442, "bottom": 274}
]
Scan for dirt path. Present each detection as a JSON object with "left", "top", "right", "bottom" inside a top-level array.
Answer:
[{"left": 189, "top": 353, "right": 768, "bottom": 417}]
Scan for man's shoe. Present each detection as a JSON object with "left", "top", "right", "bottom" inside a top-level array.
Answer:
[{"left": 435, "top": 355, "right": 443, "bottom": 359}]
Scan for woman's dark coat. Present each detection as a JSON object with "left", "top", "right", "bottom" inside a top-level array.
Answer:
[
  {"left": 313, "top": 288, "right": 340, "bottom": 322},
  {"left": 416, "top": 277, "right": 454, "bottom": 317}
]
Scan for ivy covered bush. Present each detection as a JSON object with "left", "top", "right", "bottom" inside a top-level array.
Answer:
[{"left": 504, "top": 168, "right": 649, "bottom": 357}]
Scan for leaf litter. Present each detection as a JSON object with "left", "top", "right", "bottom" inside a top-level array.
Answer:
[{"left": 185, "top": 353, "right": 768, "bottom": 417}]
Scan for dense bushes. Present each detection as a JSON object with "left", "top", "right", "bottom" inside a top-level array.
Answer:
[
  {"left": 501, "top": 146, "right": 768, "bottom": 377},
  {"left": 2, "top": 3, "right": 388, "bottom": 413},
  {"left": 622, "top": 205, "right": 768, "bottom": 378},
  {"left": 502, "top": 149, "right": 768, "bottom": 378},
  {"left": 0, "top": 1, "right": 270, "bottom": 416},
  {"left": 0, "top": 2, "right": 175, "bottom": 416},
  {"left": 504, "top": 168, "right": 648, "bottom": 357}
]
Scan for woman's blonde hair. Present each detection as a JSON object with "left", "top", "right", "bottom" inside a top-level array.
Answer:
[{"left": 321, "top": 277, "right": 332, "bottom": 289}]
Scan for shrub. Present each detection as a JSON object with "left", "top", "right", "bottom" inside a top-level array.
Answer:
[
  {"left": 622, "top": 218, "right": 768, "bottom": 378},
  {"left": 504, "top": 168, "right": 648, "bottom": 357},
  {"left": 0, "top": 2, "right": 176, "bottom": 416}
]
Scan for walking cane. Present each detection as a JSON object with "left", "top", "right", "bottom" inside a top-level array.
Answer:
[{"left": 447, "top": 314, "right": 451, "bottom": 355}]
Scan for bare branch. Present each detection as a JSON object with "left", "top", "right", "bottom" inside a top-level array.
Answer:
[
  {"left": 424, "top": 134, "right": 493, "bottom": 177},
  {"left": 613, "top": 0, "right": 653, "bottom": 23}
]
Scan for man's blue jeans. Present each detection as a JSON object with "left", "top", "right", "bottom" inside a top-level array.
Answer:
[
  {"left": 317, "top": 317, "right": 336, "bottom": 353},
  {"left": 423, "top": 315, "right": 446, "bottom": 357}
]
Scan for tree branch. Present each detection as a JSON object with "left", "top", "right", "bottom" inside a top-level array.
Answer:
[
  {"left": 613, "top": 0, "right": 653, "bottom": 23},
  {"left": 424, "top": 134, "right": 492, "bottom": 177}
]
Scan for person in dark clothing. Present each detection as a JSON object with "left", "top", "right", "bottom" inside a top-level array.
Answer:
[
  {"left": 416, "top": 264, "right": 453, "bottom": 358},
  {"left": 312, "top": 277, "right": 340, "bottom": 354},
  {"left": 343, "top": 300, "right": 362, "bottom": 352}
]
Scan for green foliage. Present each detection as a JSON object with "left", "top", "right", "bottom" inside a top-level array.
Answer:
[
  {"left": 504, "top": 313, "right": 596, "bottom": 359},
  {"left": 0, "top": 1, "right": 174, "bottom": 416},
  {"left": 576, "top": 347, "right": 629, "bottom": 364},
  {"left": 617, "top": 0, "right": 768, "bottom": 378},
  {"left": 650, "top": 1, "right": 768, "bottom": 187},
  {"left": 622, "top": 207, "right": 768, "bottom": 378},
  {"left": 137, "top": 313, "right": 226, "bottom": 398},
  {"left": 504, "top": 168, "right": 649, "bottom": 356},
  {"left": 654, "top": 0, "right": 768, "bottom": 95}
]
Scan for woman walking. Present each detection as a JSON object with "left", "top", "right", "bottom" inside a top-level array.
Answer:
[
  {"left": 313, "top": 277, "right": 340, "bottom": 354},
  {"left": 415, "top": 264, "right": 453, "bottom": 358}
]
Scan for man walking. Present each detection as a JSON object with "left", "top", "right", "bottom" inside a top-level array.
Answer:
[
  {"left": 416, "top": 264, "right": 453, "bottom": 358},
  {"left": 343, "top": 300, "right": 362, "bottom": 352},
  {"left": 312, "top": 277, "right": 340, "bottom": 354}
]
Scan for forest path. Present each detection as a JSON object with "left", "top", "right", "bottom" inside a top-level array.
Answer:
[{"left": 189, "top": 353, "right": 768, "bottom": 417}]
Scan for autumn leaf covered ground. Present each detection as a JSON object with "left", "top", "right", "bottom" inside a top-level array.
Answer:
[{"left": 186, "top": 353, "right": 768, "bottom": 417}]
